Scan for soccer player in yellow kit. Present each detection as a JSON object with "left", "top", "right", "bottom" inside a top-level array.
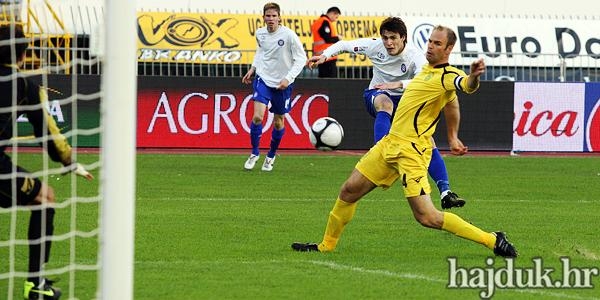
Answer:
[{"left": 292, "top": 25, "right": 518, "bottom": 257}]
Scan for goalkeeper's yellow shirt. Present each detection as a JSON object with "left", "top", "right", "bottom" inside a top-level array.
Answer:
[{"left": 388, "top": 63, "right": 479, "bottom": 145}]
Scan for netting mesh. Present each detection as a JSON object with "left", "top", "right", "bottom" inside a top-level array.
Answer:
[{"left": 0, "top": 19, "right": 101, "bottom": 299}]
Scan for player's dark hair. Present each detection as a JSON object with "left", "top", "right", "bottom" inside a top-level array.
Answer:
[
  {"left": 433, "top": 25, "right": 457, "bottom": 48},
  {"left": 327, "top": 7, "right": 341, "bottom": 14},
  {"left": 0, "top": 24, "right": 28, "bottom": 64},
  {"left": 380, "top": 17, "right": 407, "bottom": 45},
  {"left": 263, "top": 2, "right": 281, "bottom": 16}
]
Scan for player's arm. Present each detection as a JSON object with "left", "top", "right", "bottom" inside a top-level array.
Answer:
[
  {"left": 309, "top": 38, "right": 372, "bottom": 68},
  {"left": 26, "top": 83, "right": 93, "bottom": 180},
  {"left": 466, "top": 58, "right": 485, "bottom": 92},
  {"left": 443, "top": 98, "right": 468, "bottom": 156},
  {"left": 281, "top": 32, "right": 307, "bottom": 89},
  {"left": 242, "top": 36, "right": 262, "bottom": 84}
]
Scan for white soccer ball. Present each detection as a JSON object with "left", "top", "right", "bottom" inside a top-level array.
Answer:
[{"left": 309, "top": 117, "right": 344, "bottom": 151}]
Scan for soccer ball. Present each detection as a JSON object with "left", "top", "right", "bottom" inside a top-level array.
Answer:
[{"left": 309, "top": 117, "right": 344, "bottom": 151}]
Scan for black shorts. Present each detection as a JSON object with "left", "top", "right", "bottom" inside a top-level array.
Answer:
[{"left": 0, "top": 152, "right": 42, "bottom": 208}]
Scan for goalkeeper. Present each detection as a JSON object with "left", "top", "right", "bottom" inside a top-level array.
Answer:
[{"left": 0, "top": 24, "right": 93, "bottom": 300}]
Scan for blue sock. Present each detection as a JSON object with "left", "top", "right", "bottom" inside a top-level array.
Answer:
[
  {"left": 250, "top": 122, "right": 262, "bottom": 156},
  {"left": 373, "top": 111, "right": 392, "bottom": 143},
  {"left": 267, "top": 127, "right": 285, "bottom": 158},
  {"left": 428, "top": 148, "right": 450, "bottom": 194}
]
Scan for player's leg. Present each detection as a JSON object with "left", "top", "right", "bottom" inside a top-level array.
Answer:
[
  {"left": 318, "top": 168, "right": 377, "bottom": 251},
  {"left": 291, "top": 168, "right": 376, "bottom": 252},
  {"left": 406, "top": 192, "right": 489, "bottom": 243},
  {"left": 401, "top": 145, "right": 517, "bottom": 257},
  {"left": 292, "top": 137, "right": 396, "bottom": 252},
  {"left": 363, "top": 89, "right": 395, "bottom": 143},
  {"left": 250, "top": 100, "right": 268, "bottom": 152},
  {"left": 406, "top": 194, "right": 517, "bottom": 257},
  {"left": 261, "top": 85, "right": 292, "bottom": 171},
  {"left": 26, "top": 182, "right": 61, "bottom": 299},
  {"left": 244, "top": 78, "right": 270, "bottom": 170},
  {"left": 4, "top": 161, "right": 63, "bottom": 299},
  {"left": 372, "top": 94, "right": 395, "bottom": 143},
  {"left": 428, "top": 138, "right": 466, "bottom": 209},
  {"left": 262, "top": 114, "right": 284, "bottom": 171}
]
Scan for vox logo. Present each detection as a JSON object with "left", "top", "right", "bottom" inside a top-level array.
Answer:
[{"left": 137, "top": 14, "right": 239, "bottom": 48}]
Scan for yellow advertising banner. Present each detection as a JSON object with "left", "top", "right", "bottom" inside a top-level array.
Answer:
[{"left": 136, "top": 12, "right": 386, "bottom": 66}]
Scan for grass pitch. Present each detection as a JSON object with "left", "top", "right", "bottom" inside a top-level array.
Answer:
[{"left": 2, "top": 152, "right": 600, "bottom": 299}]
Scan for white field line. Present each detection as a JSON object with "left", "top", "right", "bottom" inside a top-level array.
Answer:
[
  {"left": 303, "top": 259, "right": 445, "bottom": 283},
  {"left": 148, "top": 197, "right": 599, "bottom": 204},
  {"left": 153, "top": 259, "right": 599, "bottom": 300},
  {"left": 295, "top": 260, "right": 600, "bottom": 300}
]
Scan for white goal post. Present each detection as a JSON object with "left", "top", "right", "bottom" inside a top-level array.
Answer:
[{"left": 99, "top": 0, "right": 137, "bottom": 299}]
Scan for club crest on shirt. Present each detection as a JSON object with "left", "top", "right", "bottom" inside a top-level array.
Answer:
[{"left": 278, "top": 39, "right": 284, "bottom": 46}]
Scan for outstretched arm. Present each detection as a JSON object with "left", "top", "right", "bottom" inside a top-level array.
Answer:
[
  {"left": 308, "top": 55, "right": 327, "bottom": 68},
  {"left": 309, "top": 38, "right": 372, "bottom": 69},
  {"left": 467, "top": 58, "right": 485, "bottom": 90},
  {"left": 27, "top": 85, "right": 94, "bottom": 180}
]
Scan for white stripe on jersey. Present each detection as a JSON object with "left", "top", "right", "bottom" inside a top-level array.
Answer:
[{"left": 453, "top": 76, "right": 463, "bottom": 91}]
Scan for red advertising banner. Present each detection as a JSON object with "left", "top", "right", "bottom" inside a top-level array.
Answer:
[
  {"left": 513, "top": 82, "right": 585, "bottom": 152},
  {"left": 137, "top": 87, "right": 330, "bottom": 148}
]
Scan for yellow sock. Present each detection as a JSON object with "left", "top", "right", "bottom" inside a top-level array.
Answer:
[
  {"left": 441, "top": 212, "right": 496, "bottom": 249},
  {"left": 318, "top": 198, "right": 357, "bottom": 252}
]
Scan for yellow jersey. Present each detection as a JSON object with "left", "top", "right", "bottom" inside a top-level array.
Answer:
[{"left": 388, "top": 63, "right": 479, "bottom": 144}]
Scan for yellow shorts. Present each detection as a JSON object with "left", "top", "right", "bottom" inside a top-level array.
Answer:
[{"left": 355, "top": 135, "right": 432, "bottom": 197}]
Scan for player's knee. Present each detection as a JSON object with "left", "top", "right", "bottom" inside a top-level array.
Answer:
[
  {"left": 36, "top": 183, "right": 56, "bottom": 204},
  {"left": 251, "top": 116, "right": 264, "bottom": 124},
  {"left": 414, "top": 212, "right": 442, "bottom": 229},
  {"left": 339, "top": 182, "right": 359, "bottom": 202},
  {"left": 273, "top": 116, "right": 285, "bottom": 130},
  {"left": 374, "top": 98, "right": 394, "bottom": 114}
]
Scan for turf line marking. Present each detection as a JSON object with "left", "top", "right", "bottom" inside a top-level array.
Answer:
[
  {"left": 510, "top": 289, "right": 600, "bottom": 300},
  {"left": 151, "top": 197, "right": 599, "bottom": 204},
  {"left": 298, "top": 260, "right": 599, "bottom": 300},
  {"left": 303, "top": 259, "right": 445, "bottom": 283},
  {"left": 138, "top": 259, "right": 598, "bottom": 299}
]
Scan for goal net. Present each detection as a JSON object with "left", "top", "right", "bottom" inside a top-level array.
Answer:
[{"left": 0, "top": 0, "right": 136, "bottom": 299}]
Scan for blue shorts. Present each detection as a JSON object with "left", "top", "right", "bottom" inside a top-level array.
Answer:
[
  {"left": 363, "top": 89, "right": 402, "bottom": 118},
  {"left": 252, "top": 76, "right": 293, "bottom": 115}
]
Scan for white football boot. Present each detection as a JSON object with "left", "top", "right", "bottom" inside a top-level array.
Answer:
[
  {"left": 244, "top": 154, "right": 260, "bottom": 170},
  {"left": 261, "top": 156, "right": 276, "bottom": 171}
]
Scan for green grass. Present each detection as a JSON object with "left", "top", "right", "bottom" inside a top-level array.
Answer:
[{"left": 2, "top": 153, "right": 600, "bottom": 299}]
